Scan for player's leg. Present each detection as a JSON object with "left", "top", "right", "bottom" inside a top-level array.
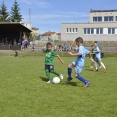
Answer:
[
  {"left": 94, "top": 58, "right": 98, "bottom": 72},
  {"left": 75, "top": 68, "right": 90, "bottom": 87},
  {"left": 99, "top": 60, "right": 107, "bottom": 72},
  {"left": 45, "top": 69, "right": 52, "bottom": 83},
  {"left": 66, "top": 62, "right": 75, "bottom": 83}
]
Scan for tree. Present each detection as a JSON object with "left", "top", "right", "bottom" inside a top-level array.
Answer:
[
  {"left": 10, "top": 0, "right": 23, "bottom": 22},
  {"left": 0, "top": 1, "right": 9, "bottom": 22}
]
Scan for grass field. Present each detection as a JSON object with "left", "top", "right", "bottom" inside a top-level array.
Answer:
[{"left": 0, "top": 56, "right": 117, "bottom": 117}]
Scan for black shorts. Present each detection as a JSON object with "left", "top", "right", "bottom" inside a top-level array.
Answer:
[{"left": 45, "top": 65, "right": 54, "bottom": 72}]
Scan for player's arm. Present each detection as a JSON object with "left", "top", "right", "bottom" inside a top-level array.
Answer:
[
  {"left": 68, "top": 52, "right": 82, "bottom": 56},
  {"left": 57, "top": 55, "right": 64, "bottom": 64}
]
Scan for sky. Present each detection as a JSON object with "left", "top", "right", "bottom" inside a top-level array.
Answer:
[{"left": 1, "top": 0, "right": 117, "bottom": 34}]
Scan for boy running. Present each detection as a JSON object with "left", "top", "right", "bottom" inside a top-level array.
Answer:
[
  {"left": 93, "top": 41, "right": 107, "bottom": 72},
  {"left": 66, "top": 37, "right": 90, "bottom": 88},
  {"left": 43, "top": 42, "right": 64, "bottom": 83}
]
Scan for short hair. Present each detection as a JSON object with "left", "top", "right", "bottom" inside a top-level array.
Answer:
[
  {"left": 94, "top": 41, "right": 97, "bottom": 43},
  {"left": 46, "top": 42, "right": 52, "bottom": 47},
  {"left": 75, "top": 37, "right": 83, "bottom": 43}
]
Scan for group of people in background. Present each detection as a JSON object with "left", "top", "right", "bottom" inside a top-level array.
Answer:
[{"left": 21, "top": 37, "right": 29, "bottom": 50}]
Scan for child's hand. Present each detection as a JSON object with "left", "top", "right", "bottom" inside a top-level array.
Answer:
[
  {"left": 61, "top": 61, "right": 64, "bottom": 64},
  {"left": 68, "top": 52, "right": 73, "bottom": 55}
]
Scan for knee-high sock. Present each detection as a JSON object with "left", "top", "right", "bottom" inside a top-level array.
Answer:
[
  {"left": 100, "top": 62, "right": 106, "bottom": 69},
  {"left": 45, "top": 69, "right": 52, "bottom": 82},
  {"left": 50, "top": 70, "right": 60, "bottom": 76},
  {"left": 68, "top": 68, "right": 72, "bottom": 78},
  {"left": 76, "top": 75, "right": 88, "bottom": 83},
  {"left": 95, "top": 62, "right": 98, "bottom": 70}
]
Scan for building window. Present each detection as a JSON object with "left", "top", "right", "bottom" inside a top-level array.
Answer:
[
  {"left": 84, "top": 28, "right": 94, "bottom": 34},
  {"left": 93, "top": 17, "right": 102, "bottom": 22},
  {"left": 115, "top": 16, "right": 117, "bottom": 21},
  {"left": 104, "top": 16, "right": 113, "bottom": 21},
  {"left": 108, "top": 28, "right": 115, "bottom": 34},
  {"left": 66, "top": 28, "right": 68, "bottom": 33},
  {"left": 96, "top": 28, "right": 103, "bottom": 34},
  {"left": 66, "top": 28, "right": 78, "bottom": 33}
]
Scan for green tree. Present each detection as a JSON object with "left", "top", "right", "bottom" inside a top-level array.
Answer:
[
  {"left": 10, "top": 0, "right": 23, "bottom": 22},
  {"left": 0, "top": 1, "right": 9, "bottom": 22}
]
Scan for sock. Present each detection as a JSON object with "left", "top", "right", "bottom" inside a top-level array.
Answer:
[
  {"left": 68, "top": 68, "right": 72, "bottom": 78},
  {"left": 45, "top": 69, "right": 52, "bottom": 82},
  {"left": 95, "top": 62, "right": 98, "bottom": 70},
  {"left": 50, "top": 70, "right": 60, "bottom": 76},
  {"left": 76, "top": 75, "right": 88, "bottom": 83},
  {"left": 100, "top": 62, "right": 106, "bottom": 69}
]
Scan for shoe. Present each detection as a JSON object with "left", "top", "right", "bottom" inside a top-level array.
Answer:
[
  {"left": 66, "top": 77, "right": 72, "bottom": 83},
  {"left": 90, "top": 66, "right": 94, "bottom": 68},
  {"left": 59, "top": 74, "right": 63, "bottom": 80},
  {"left": 104, "top": 69, "right": 107, "bottom": 73},
  {"left": 99, "top": 66, "right": 102, "bottom": 68},
  {"left": 84, "top": 82, "right": 90, "bottom": 88},
  {"left": 47, "top": 80, "right": 51, "bottom": 83},
  {"left": 94, "top": 69, "right": 98, "bottom": 72}
]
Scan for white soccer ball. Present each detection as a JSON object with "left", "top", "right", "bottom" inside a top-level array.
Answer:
[{"left": 53, "top": 77, "right": 60, "bottom": 84}]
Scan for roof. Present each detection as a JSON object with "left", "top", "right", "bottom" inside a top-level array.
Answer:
[
  {"left": 32, "top": 27, "right": 39, "bottom": 30},
  {"left": 0, "top": 22, "right": 32, "bottom": 32},
  {"left": 57, "top": 33, "right": 61, "bottom": 35},
  {"left": 42, "top": 32, "right": 56, "bottom": 36},
  {"left": 90, "top": 9, "right": 117, "bottom": 13}
]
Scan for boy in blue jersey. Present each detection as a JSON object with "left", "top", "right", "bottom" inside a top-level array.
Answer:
[
  {"left": 93, "top": 41, "right": 107, "bottom": 72},
  {"left": 66, "top": 37, "right": 90, "bottom": 88}
]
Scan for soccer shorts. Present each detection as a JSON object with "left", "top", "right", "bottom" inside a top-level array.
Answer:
[
  {"left": 72, "top": 61, "right": 83, "bottom": 74},
  {"left": 45, "top": 65, "right": 54, "bottom": 72}
]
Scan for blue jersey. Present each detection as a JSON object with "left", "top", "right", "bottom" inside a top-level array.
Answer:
[
  {"left": 94, "top": 46, "right": 101, "bottom": 58},
  {"left": 76, "top": 46, "right": 86, "bottom": 67},
  {"left": 85, "top": 49, "right": 90, "bottom": 55}
]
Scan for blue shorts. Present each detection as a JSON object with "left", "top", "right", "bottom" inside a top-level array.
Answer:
[
  {"left": 94, "top": 57, "right": 101, "bottom": 61},
  {"left": 72, "top": 61, "right": 83, "bottom": 74}
]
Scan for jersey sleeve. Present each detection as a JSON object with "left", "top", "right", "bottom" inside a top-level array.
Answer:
[
  {"left": 79, "top": 46, "right": 84, "bottom": 55},
  {"left": 85, "top": 49, "right": 90, "bottom": 55},
  {"left": 96, "top": 47, "right": 100, "bottom": 52}
]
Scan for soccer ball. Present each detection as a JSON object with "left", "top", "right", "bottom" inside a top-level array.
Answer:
[{"left": 53, "top": 77, "right": 60, "bottom": 84}]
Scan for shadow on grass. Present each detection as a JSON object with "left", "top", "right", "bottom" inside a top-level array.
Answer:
[
  {"left": 39, "top": 76, "right": 48, "bottom": 82},
  {"left": 85, "top": 68, "right": 93, "bottom": 71}
]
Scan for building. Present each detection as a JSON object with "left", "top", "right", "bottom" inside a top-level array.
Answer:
[
  {"left": 61, "top": 9, "right": 117, "bottom": 42},
  {"left": 31, "top": 27, "right": 39, "bottom": 36},
  {"left": 41, "top": 31, "right": 60, "bottom": 41}
]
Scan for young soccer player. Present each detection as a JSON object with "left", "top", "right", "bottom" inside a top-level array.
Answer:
[
  {"left": 90, "top": 45, "right": 102, "bottom": 68},
  {"left": 43, "top": 42, "right": 64, "bottom": 83},
  {"left": 66, "top": 37, "right": 90, "bottom": 88},
  {"left": 93, "top": 41, "right": 107, "bottom": 72}
]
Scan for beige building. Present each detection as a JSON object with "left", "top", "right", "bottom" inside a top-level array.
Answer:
[
  {"left": 61, "top": 9, "right": 117, "bottom": 41},
  {"left": 31, "top": 27, "right": 39, "bottom": 36},
  {"left": 41, "top": 32, "right": 60, "bottom": 41}
]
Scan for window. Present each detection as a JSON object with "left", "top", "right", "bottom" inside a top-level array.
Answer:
[
  {"left": 96, "top": 28, "right": 103, "bottom": 34},
  {"left": 108, "top": 28, "right": 115, "bottom": 34},
  {"left": 66, "top": 28, "right": 78, "bottom": 33},
  {"left": 93, "top": 17, "right": 102, "bottom": 22},
  {"left": 84, "top": 28, "right": 94, "bottom": 34},
  {"left": 116, "top": 16, "right": 117, "bottom": 21},
  {"left": 84, "top": 28, "right": 87, "bottom": 34},
  {"left": 91, "top": 28, "right": 94, "bottom": 34},
  {"left": 66, "top": 28, "right": 68, "bottom": 33},
  {"left": 104, "top": 16, "right": 114, "bottom": 21}
]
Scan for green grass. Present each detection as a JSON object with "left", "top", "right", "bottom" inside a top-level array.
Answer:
[{"left": 0, "top": 57, "right": 117, "bottom": 117}]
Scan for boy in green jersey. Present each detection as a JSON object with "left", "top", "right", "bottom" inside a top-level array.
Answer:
[{"left": 43, "top": 42, "right": 64, "bottom": 83}]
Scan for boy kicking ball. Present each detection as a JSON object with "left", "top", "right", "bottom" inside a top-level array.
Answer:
[
  {"left": 43, "top": 42, "right": 64, "bottom": 83},
  {"left": 66, "top": 37, "right": 90, "bottom": 88}
]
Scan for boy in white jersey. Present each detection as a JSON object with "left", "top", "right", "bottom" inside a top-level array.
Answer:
[
  {"left": 93, "top": 41, "right": 107, "bottom": 72},
  {"left": 66, "top": 37, "right": 90, "bottom": 88}
]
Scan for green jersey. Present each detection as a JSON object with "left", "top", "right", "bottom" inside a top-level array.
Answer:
[
  {"left": 92, "top": 48, "right": 96, "bottom": 59},
  {"left": 45, "top": 50, "right": 57, "bottom": 65}
]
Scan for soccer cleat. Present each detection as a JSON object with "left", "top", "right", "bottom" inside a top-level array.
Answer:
[
  {"left": 84, "top": 82, "right": 90, "bottom": 88},
  {"left": 66, "top": 77, "right": 72, "bottom": 83},
  {"left": 47, "top": 80, "right": 51, "bottom": 83},
  {"left": 104, "top": 69, "right": 107, "bottom": 73},
  {"left": 59, "top": 74, "right": 63, "bottom": 80},
  {"left": 94, "top": 69, "right": 98, "bottom": 72}
]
